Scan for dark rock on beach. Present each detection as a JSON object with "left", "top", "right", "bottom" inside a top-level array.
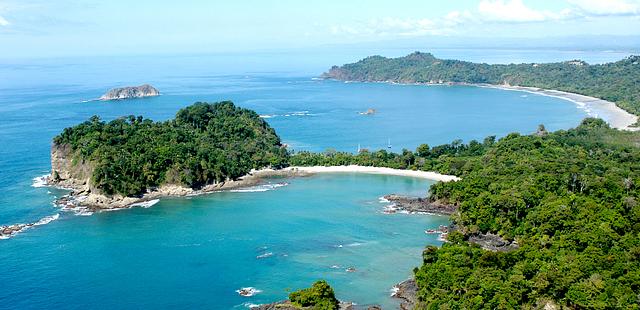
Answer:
[
  {"left": 383, "top": 194, "right": 457, "bottom": 215},
  {"left": 99, "top": 84, "right": 159, "bottom": 100}
]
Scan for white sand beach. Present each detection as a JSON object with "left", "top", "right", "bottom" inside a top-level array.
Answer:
[
  {"left": 282, "top": 166, "right": 460, "bottom": 182},
  {"left": 478, "top": 84, "right": 639, "bottom": 131}
]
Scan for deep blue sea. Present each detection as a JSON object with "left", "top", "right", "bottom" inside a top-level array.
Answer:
[{"left": 0, "top": 49, "right": 633, "bottom": 308}]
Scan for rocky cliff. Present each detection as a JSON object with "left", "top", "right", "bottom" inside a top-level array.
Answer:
[
  {"left": 50, "top": 143, "right": 93, "bottom": 191},
  {"left": 47, "top": 143, "right": 294, "bottom": 209},
  {"left": 99, "top": 84, "right": 159, "bottom": 100}
]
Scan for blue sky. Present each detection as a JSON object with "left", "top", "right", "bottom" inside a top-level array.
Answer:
[{"left": 1, "top": 0, "right": 639, "bottom": 58}]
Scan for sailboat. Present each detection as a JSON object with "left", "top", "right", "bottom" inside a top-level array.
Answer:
[{"left": 387, "top": 138, "right": 392, "bottom": 149}]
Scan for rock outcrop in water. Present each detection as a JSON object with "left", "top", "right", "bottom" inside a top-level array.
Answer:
[
  {"left": 99, "top": 84, "right": 159, "bottom": 100},
  {"left": 383, "top": 194, "right": 457, "bottom": 215}
]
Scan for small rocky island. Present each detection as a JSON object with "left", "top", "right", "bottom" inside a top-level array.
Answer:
[{"left": 99, "top": 84, "right": 160, "bottom": 100}]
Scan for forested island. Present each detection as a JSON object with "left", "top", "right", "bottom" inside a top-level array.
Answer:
[
  {"left": 49, "top": 101, "right": 288, "bottom": 208},
  {"left": 322, "top": 52, "right": 640, "bottom": 122},
  {"left": 291, "top": 119, "right": 640, "bottom": 308}
]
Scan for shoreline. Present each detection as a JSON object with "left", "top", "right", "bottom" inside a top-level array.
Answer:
[
  {"left": 475, "top": 83, "right": 639, "bottom": 131},
  {"left": 46, "top": 165, "right": 458, "bottom": 212},
  {"left": 283, "top": 166, "right": 460, "bottom": 182},
  {"left": 330, "top": 78, "right": 639, "bottom": 131}
]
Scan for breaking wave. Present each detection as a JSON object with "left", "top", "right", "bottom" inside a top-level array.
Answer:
[
  {"left": 1, "top": 213, "right": 60, "bottom": 240},
  {"left": 31, "top": 174, "right": 50, "bottom": 188},
  {"left": 229, "top": 182, "right": 288, "bottom": 193}
]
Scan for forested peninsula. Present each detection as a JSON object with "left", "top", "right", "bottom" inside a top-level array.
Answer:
[
  {"left": 322, "top": 52, "right": 640, "bottom": 122},
  {"left": 293, "top": 119, "right": 640, "bottom": 308},
  {"left": 49, "top": 101, "right": 288, "bottom": 208}
]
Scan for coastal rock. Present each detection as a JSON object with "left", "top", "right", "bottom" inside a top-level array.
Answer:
[
  {"left": 359, "top": 108, "right": 376, "bottom": 115},
  {"left": 392, "top": 279, "right": 418, "bottom": 310},
  {"left": 99, "top": 84, "right": 159, "bottom": 100},
  {"left": 50, "top": 143, "right": 93, "bottom": 191},
  {"left": 0, "top": 214, "right": 60, "bottom": 239},
  {"left": 383, "top": 194, "right": 457, "bottom": 215},
  {"left": 47, "top": 158, "right": 307, "bottom": 211}
]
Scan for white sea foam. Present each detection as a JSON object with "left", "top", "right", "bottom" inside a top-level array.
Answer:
[
  {"left": 130, "top": 199, "right": 160, "bottom": 208},
  {"left": 378, "top": 196, "right": 390, "bottom": 203},
  {"left": 382, "top": 204, "right": 398, "bottom": 214},
  {"left": 242, "top": 303, "right": 260, "bottom": 309},
  {"left": 236, "top": 287, "right": 262, "bottom": 297},
  {"left": 258, "top": 111, "right": 316, "bottom": 119},
  {"left": 345, "top": 242, "right": 363, "bottom": 247},
  {"left": 31, "top": 174, "right": 50, "bottom": 188},
  {"left": 57, "top": 195, "right": 98, "bottom": 216},
  {"left": 229, "top": 182, "right": 288, "bottom": 193},
  {"left": 256, "top": 252, "right": 273, "bottom": 259},
  {"left": 1, "top": 213, "right": 60, "bottom": 240},
  {"left": 390, "top": 286, "right": 400, "bottom": 297},
  {"left": 174, "top": 243, "right": 202, "bottom": 247},
  {"left": 33, "top": 213, "right": 60, "bottom": 226}
]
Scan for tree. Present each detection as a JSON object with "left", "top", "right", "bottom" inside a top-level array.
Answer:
[{"left": 289, "top": 280, "right": 340, "bottom": 310}]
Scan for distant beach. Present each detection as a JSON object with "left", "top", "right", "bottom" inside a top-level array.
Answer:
[
  {"left": 476, "top": 84, "right": 639, "bottom": 131},
  {"left": 280, "top": 166, "right": 460, "bottom": 182}
]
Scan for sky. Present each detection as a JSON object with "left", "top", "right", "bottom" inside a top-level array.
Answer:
[{"left": 0, "top": 0, "right": 639, "bottom": 58}]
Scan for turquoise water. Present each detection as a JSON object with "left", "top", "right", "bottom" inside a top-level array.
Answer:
[
  {"left": 0, "top": 50, "right": 599, "bottom": 308},
  {"left": 1, "top": 174, "right": 446, "bottom": 308}
]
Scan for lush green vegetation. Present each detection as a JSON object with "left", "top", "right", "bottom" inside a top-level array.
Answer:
[
  {"left": 54, "top": 101, "right": 288, "bottom": 196},
  {"left": 291, "top": 119, "right": 640, "bottom": 308},
  {"left": 288, "top": 280, "right": 340, "bottom": 310},
  {"left": 414, "top": 120, "right": 640, "bottom": 308},
  {"left": 323, "top": 52, "right": 640, "bottom": 118},
  {"left": 290, "top": 136, "right": 494, "bottom": 176}
]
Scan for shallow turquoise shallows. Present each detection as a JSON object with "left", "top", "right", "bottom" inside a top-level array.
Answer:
[
  {"left": 0, "top": 50, "right": 601, "bottom": 308},
  {"left": 2, "top": 174, "right": 447, "bottom": 308}
]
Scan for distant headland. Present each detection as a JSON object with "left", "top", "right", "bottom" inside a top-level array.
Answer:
[
  {"left": 99, "top": 84, "right": 160, "bottom": 100},
  {"left": 322, "top": 52, "right": 640, "bottom": 129}
]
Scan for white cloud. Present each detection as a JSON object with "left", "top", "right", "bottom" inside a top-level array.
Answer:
[
  {"left": 0, "top": 15, "right": 9, "bottom": 26},
  {"left": 331, "top": 17, "right": 448, "bottom": 37},
  {"left": 329, "top": 0, "right": 639, "bottom": 39},
  {"left": 443, "top": 10, "right": 474, "bottom": 26},
  {"left": 477, "top": 0, "right": 552, "bottom": 22},
  {"left": 568, "top": 0, "right": 640, "bottom": 16}
]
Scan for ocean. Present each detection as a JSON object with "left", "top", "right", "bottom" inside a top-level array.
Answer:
[{"left": 0, "top": 49, "right": 632, "bottom": 308}]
